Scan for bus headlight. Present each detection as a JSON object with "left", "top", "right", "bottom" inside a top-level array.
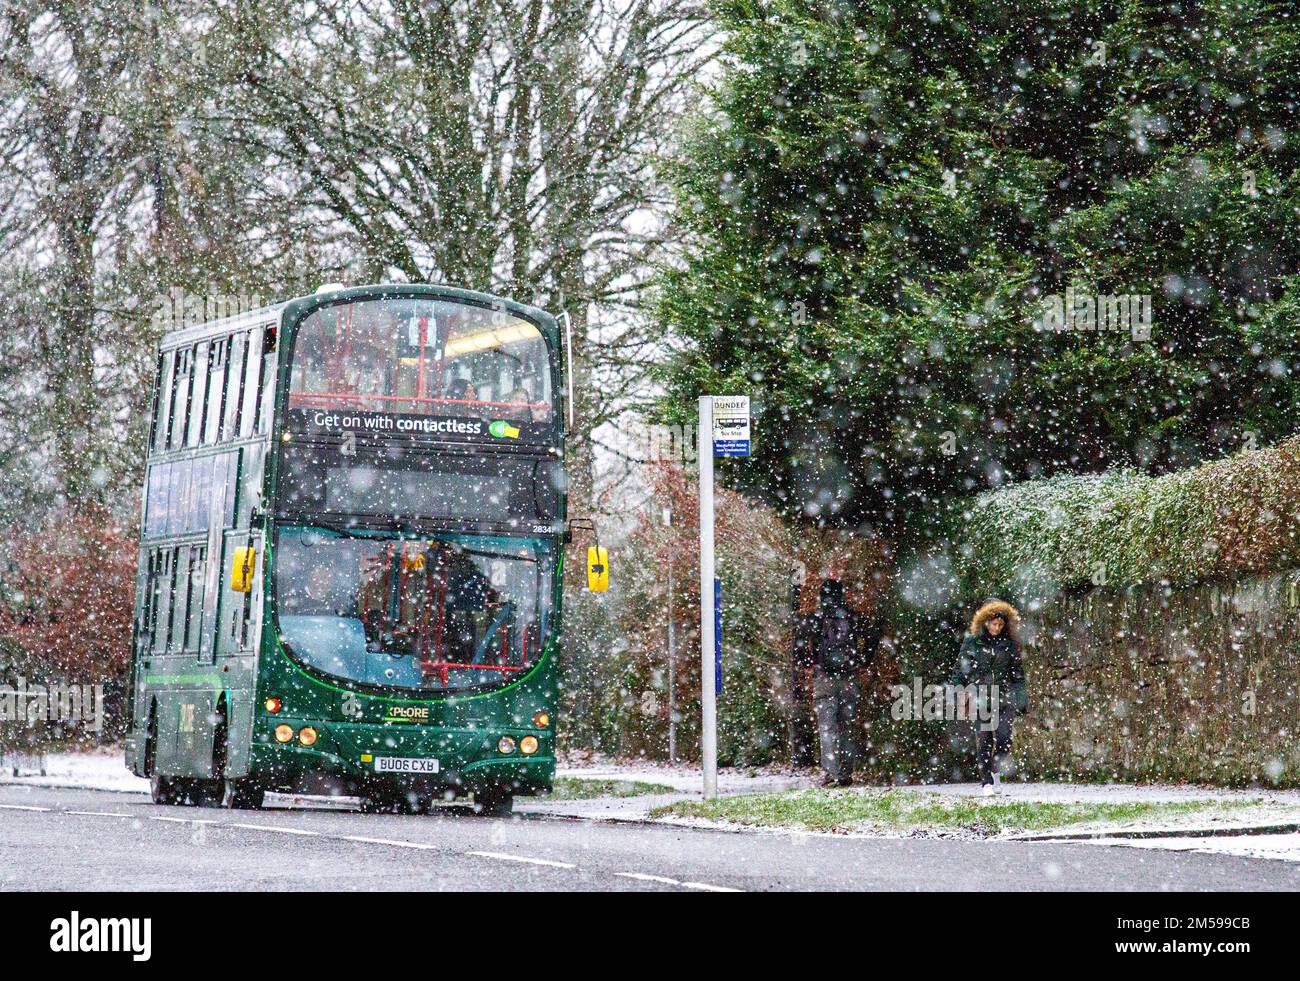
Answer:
[
  {"left": 533, "top": 712, "right": 550, "bottom": 728},
  {"left": 497, "top": 736, "right": 516, "bottom": 754},
  {"left": 274, "top": 724, "right": 294, "bottom": 743},
  {"left": 520, "top": 736, "right": 539, "bottom": 755},
  {"left": 298, "top": 726, "right": 318, "bottom": 747}
]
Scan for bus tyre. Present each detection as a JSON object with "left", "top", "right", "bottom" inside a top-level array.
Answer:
[
  {"left": 150, "top": 773, "right": 190, "bottom": 806},
  {"left": 473, "top": 787, "right": 513, "bottom": 817},
  {"left": 219, "top": 778, "right": 265, "bottom": 810}
]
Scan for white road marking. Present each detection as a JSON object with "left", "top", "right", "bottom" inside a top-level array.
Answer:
[
  {"left": 467, "top": 850, "right": 576, "bottom": 869},
  {"left": 230, "top": 823, "right": 319, "bottom": 836},
  {"left": 615, "top": 870, "right": 741, "bottom": 892},
  {"left": 0, "top": 804, "right": 51, "bottom": 812},
  {"left": 67, "top": 810, "right": 130, "bottom": 818},
  {"left": 615, "top": 871, "right": 680, "bottom": 885},
  {"left": 151, "top": 815, "right": 217, "bottom": 825},
  {"left": 341, "top": 836, "right": 439, "bottom": 850}
]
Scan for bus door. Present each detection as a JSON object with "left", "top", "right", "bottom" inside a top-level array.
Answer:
[
  {"left": 220, "top": 527, "right": 264, "bottom": 656},
  {"left": 198, "top": 451, "right": 237, "bottom": 665}
]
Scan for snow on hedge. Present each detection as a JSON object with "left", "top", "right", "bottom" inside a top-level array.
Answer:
[{"left": 954, "top": 436, "right": 1300, "bottom": 598}]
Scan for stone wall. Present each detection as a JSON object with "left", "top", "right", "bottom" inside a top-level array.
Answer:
[{"left": 1010, "top": 572, "right": 1300, "bottom": 786}]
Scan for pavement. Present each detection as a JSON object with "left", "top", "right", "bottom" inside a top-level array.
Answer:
[{"left": 4, "top": 782, "right": 1300, "bottom": 891}]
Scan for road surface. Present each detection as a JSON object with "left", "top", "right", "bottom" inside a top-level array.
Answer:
[{"left": 2, "top": 784, "right": 1298, "bottom": 891}]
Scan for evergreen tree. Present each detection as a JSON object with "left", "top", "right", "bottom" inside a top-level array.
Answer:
[{"left": 657, "top": 0, "right": 1300, "bottom": 546}]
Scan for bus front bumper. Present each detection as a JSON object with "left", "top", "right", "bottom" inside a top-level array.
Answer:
[{"left": 249, "top": 720, "right": 555, "bottom": 796}]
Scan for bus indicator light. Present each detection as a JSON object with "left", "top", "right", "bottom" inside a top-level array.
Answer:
[
  {"left": 264, "top": 697, "right": 282, "bottom": 714},
  {"left": 274, "top": 724, "right": 294, "bottom": 743},
  {"left": 533, "top": 712, "right": 549, "bottom": 728},
  {"left": 520, "top": 736, "right": 538, "bottom": 755}
]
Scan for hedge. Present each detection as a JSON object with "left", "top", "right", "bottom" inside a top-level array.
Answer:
[{"left": 953, "top": 435, "right": 1300, "bottom": 600}]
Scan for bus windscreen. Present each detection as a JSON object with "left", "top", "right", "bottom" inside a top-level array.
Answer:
[
  {"left": 275, "top": 527, "right": 553, "bottom": 692},
  {"left": 287, "top": 295, "right": 554, "bottom": 432}
]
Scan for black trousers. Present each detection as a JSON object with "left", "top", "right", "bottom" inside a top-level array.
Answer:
[{"left": 975, "top": 705, "right": 1015, "bottom": 784}]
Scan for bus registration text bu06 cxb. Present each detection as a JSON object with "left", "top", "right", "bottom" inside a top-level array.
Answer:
[{"left": 374, "top": 757, "right": 440, "bottom": 774}]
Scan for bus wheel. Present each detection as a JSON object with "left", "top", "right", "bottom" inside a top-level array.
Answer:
[
  {"left": 150, "top": 773, "right": 189, "bottom": 806},
  {"left": 473, "top": 787, "right": 514, "bottom": 817},
  {"left": 218, "top": 778, "right": 265, "bottom": 810}
]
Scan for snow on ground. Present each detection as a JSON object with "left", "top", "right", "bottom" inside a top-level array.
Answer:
[
  {"left": 939, "top": 781, "right": 1300, "bottom": 805},
  {"left": 1083, "top": 833, "right": 1300, "bottom": 863},
  {"left": 556, "top": 763, "right": 813, "bottom": 795},
  {"left": 0, "top": 747, "right": 146, "bottom": 794}
]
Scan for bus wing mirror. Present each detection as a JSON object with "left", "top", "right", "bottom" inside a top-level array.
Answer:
[
  {"left": 231, "top": 546, "right": 257, "bottom": 593},
  {"left": 586, "top": 546, "right": 608, "bottom": 592}
]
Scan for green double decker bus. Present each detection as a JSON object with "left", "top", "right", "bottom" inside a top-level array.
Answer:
[{"left": 126, "top": 284, "right": 580, "bottom": 816}]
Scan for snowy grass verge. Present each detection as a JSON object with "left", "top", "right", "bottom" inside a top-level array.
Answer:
[
  {"left": 548, "top": 777, "right": 676, "bottom": 800},
  {"left": 652, "top": 787, "right": 1292, "bottom": 838}
]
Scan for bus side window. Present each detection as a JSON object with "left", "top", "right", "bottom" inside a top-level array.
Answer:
[
  {"left": 166, "top": 349, "right": 188, "bottom": 451},
  {"left": 140, "top": 549, "right": 157, "bottom": 650},
  {"left": 225, "top": 332, "right": 248, "bottom": 442},
  {"left": 152, "top": 548, "right": 173, "bottom": 653},
  {"left": 185, "top": 545, "right": 206, "bottom": 652},
  {"left": 170, "top": 545, "right": 190, "bottom": 654},
  {"left": 148, "top": 353, "right": 168, "bottom": 455},
  {"left": 205, "top": 337, "right": 229, "bottom": 445},
  {"left": 217, "top": 450, "right": 238, "bottom": 528},
  {"left": 164, "top": 459, "right": 186, "bottom": 535},
  {"left": 187, "top": 341, "right": 209, "bottom": 448},
  {"left": 239, "top": 327, "right": 263, "bottom": 439},
  {"left": 255, "top": 328, "right": 275, "bottom": 435}
]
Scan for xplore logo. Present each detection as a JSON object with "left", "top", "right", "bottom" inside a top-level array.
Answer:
[
  {"left": 387, "top": 704, "right": 430, "bottom": 722},
  {"left": 49, "top": 911, "right": 152, "bottom": 962}
]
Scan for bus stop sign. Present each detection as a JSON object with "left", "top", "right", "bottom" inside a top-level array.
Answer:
[{"left": 712, "top": 396, "right": 750, "bottom": 457}]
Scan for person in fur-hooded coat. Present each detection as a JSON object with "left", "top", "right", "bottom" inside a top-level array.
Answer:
[{"left": 950, "top": 600, "right": 1026, "bottom": 791}]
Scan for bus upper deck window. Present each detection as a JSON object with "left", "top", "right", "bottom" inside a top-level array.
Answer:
[{"left": 288, "top": 297, "right": 553, "bottom": 419}]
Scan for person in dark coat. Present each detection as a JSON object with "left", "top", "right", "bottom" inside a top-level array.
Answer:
[
  {"left": 950, "top": 599, "right": 1027, "bottom": 794},
  {"left": 805, "top": 578, "right": 878, "bottom": 787}
]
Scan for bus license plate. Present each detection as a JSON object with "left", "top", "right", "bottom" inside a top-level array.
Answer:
[{"left": 374, "top": 757, "right": 439, "bottom": 774}]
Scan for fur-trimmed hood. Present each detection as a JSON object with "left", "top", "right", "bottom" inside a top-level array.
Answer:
[{"left": 968, "top": 600, "right": 1020, "bottom": 641}]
